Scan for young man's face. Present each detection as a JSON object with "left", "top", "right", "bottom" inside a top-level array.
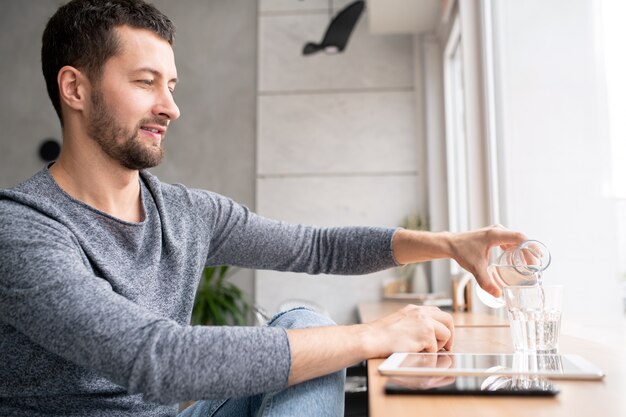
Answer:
[{"left": 85, "top": 25, "right": 180, "bottom": 170}]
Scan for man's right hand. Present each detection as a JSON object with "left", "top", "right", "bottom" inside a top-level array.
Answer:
[
  {"left": 360, "top": 305, "right": 454, "bottom": 358},
  {"left": 286, "top": 304, "right": 453, "bottom": 386}
]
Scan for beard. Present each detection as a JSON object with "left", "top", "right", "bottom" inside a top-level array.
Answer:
[{"left": 87, "top": 89, "right": 166, "bottom": 170}]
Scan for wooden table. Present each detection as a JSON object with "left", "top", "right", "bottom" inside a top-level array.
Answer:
[{"left": 358, "top": 302, "right": 626, "bottom": 417}]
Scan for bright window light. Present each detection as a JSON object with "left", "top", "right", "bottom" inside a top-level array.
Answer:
[{"left": 601, "top": 0, "right": 626, "bottom": 199}]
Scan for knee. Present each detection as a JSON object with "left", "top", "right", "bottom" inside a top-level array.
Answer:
[{"left": 268, "top": 307, "right": 336, "bottom": 330}]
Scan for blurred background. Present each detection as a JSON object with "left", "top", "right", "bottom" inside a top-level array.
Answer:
[{"left": 1, "top": 0, "right": 624, "bottom": 333}]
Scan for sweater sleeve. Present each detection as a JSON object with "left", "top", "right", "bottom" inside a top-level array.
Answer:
[
  {"left": 0, "top": 209, "right": 291, "bottom": 404},
  {"left": 197, "top": 190, "right": 401, "bottom": 273}
]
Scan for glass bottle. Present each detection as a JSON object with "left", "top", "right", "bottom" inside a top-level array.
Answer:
[{"left": 476, "top": 240, "right": 551, "bottom": 308}]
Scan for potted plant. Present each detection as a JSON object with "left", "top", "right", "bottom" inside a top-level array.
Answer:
[{"left": 191, "top": 265, "right": 251, "bottom": 326}]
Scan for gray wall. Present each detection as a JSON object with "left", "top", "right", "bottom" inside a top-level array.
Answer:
[
  {"left": 0, "top": 0, "right": 258, "bottom": 298},
  {"left": 255, "top": 1, "right": 424, "bottom": 324},
  {"left": 0, "top": 1, "right": 63, "bottom": 187}
]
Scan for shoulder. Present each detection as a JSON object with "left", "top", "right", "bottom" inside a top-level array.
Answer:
[
  {"left": 140, "top": 170, "right": 226, "bottom": 207},
  {"left": 0, "top": 169, "right": 54, "bottom": 219},
  {"left": 139, "top": 170, "right": 243, "bottom": 224},
  {"left": 0, "top": 170, "right": 77, "bottom": 242}
]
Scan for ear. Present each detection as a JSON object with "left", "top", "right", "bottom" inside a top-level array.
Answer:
[{"left": 57, "top": 66, "right": 89, "bottom": 112}]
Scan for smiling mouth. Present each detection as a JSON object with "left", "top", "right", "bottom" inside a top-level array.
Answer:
[{"left": 139, "top": 125, "right": 166, "bottom": 141}]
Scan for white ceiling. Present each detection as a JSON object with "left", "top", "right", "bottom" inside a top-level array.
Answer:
[{"left": 367, "top": 0, "right": 441, "bottom": 34}]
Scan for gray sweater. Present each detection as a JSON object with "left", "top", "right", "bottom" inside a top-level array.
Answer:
[{"left": 0, "top": 168, "right": 398, "bottom": 417}]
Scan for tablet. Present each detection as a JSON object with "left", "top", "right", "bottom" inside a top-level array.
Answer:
[
  {"left": 378, "top": 352, "right": 605, "bottom": 380},
  {"left": 385, "top": 375, "right": 560, "bottom": 396}
]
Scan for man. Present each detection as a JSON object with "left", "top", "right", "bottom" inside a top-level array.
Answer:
[{"left": 0, "top": 1, "right": 526, "bottom": 416}]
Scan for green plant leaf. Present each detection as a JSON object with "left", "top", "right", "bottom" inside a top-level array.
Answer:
[
  {"left": 191, "top": 265, "right": 251, "bottom": 326},
  {"left": 217, "top": 265, "right": 229, "bottom": 287},
  {"left": 206, "top": 295, "right": 223, "bottom": 325}
]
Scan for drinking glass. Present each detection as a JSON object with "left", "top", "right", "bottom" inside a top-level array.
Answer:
[{"left": 503, "top": 285, "right": 563, "bottom": 353}]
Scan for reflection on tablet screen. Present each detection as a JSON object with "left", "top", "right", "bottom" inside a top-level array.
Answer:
[
  {"left": 398, "top": 353, "right": 565, "bottom": 375},
  {"left": 386, "top": 374, "right": 559, "bottom": 395}
]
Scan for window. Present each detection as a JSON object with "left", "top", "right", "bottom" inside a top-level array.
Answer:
[
  {"left": 600, "top": 0, "right": 626, "bottom": 311},
  {"left": 444, "top": 16, "right": 470, "bottom": 276}
]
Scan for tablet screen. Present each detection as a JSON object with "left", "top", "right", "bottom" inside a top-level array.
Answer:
[
  {"left": 379, "top": 352, "right": 604, "bottom": 380},
  {"left": 385, "top": 375, "right": 560, "bottom": 396}
]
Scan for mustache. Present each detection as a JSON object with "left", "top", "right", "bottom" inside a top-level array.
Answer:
[{"left": 138, "top": 118, "right": 169, "bottom": 128}]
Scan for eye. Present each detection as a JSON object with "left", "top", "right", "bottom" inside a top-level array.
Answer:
[{"left": 137, "top": 79, "right": 154, "bottom": 86}]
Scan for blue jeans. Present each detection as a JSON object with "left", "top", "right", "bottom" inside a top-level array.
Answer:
[{"left": 178, "top": 307, "right": 346, "bottom": 417}]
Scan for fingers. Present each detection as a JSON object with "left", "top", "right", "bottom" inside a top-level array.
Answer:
[
  {"left": 428, "top": 308, "right": 454, "bottom": 351},
  {"left": 432, "top": 319, "right": 452, "bottom": 351},
  {"left": 478, "top": 273, "right": 501, "bottom": 298},
  {"left": 370, "top": 305, "right": 454, "bottom": 357},
  {"left": 487, "top": 224, "right": 527, "bottom": 248},
  {"left": 426, "top": 306, "right": 454, "bottom": 332},
  {"left": 423, "top": 333, "right": 439, "bottom": 353},
  {"left": 478, "top": 264, "right": 507, "bottom": 298},
  {"left": 459, "top": 225, "right": 528, "bottom": 297},
  {"left": 404, "top": 305, "right": 454, "bottom": 352}
]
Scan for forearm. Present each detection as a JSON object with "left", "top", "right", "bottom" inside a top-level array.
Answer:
[
  {"left": 286, "top": 324, "right": 370, "bottom": 386},
  {"left": 392, "top": 229, "right": 454, "bottom": 265},
  {"left": 207, "top": 200, "right": 399, "bottom": 275}
]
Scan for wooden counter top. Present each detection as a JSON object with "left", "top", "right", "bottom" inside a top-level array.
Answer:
[{"left": 359, "top": 303, "right": 626, "bottom": 417}]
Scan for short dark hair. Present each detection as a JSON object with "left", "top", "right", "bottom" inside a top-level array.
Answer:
[{"left": 41, "top": 0, "right": 176, "bottom": 125}]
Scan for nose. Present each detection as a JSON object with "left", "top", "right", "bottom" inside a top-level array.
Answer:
[{"left": 153, "top": 87, "right": 181, "bottom": 121}]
